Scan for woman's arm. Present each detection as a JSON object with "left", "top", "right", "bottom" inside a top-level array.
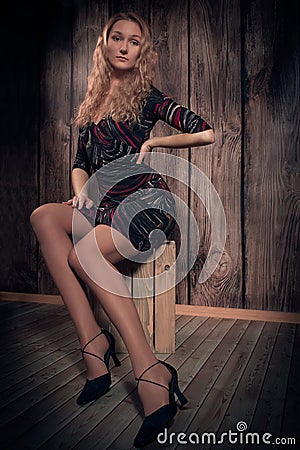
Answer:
[
  {"left": 63, "top": 168, "right": 93, "bottom": 208},
  {"left": 63, "top": 128, "right": 93, "bottom": 208},
  {"left": 136, "top": 88, "right": 215, "bottom": 164},
  {"left": 72, "top": 168, "right": 89, "bottom": 196},
  {"left": 148, "top": 129, "right": 215, "bottom": 148},
  {"left": 136, "top": 129, "right": 215, "bottom": 164}
]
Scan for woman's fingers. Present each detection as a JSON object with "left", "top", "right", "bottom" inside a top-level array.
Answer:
[
  {"left": 136, "top": 142, "right": 152, "bottom": 164},
  {"left": 78, "top": 195, "right": 86, "bottom": 209},
  {"left": 72, "top": 196, "right": 78, "bottom": 207},
  {"left": 85, "top": 198, "right": 94, "bottom": 209},
  {"left": 77, "top": 193, "right": 94, "bottom": 209},
  {"left": 62, "top": 194, "right": 93, "bottom": 209},
  {"left": 62, "top": 196, "right": 78, "bottom": 207},
  {"left": 62, "top": 199, "right": 73, "bottom": 205},
  {"left": 136, "top": 154, "right": 144, "bottom": 164}
]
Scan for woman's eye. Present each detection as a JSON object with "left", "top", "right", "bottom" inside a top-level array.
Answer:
[
  {"left": 112, "top": 36, "right": 120, "bottom": 41},
  {"left": 131, "top": 40, "right": 140, "bottom": 46}
]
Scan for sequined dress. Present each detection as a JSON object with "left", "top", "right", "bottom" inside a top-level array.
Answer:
[{"left": 72, "top": 87, "right": 212, "bottom": 252}]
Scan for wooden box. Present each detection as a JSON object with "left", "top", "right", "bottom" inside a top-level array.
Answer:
[{"left": 88, "top": 240, "right": 176, "bottom": 353}]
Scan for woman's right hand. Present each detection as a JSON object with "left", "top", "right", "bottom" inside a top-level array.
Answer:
[
  {"left": 62, "top": 193, "right": 94, "bottom": 209},
  {"left": 62, "top": 195, "right": 78, "bottom": 208}
]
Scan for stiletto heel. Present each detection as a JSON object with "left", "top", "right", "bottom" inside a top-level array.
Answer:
[
  {"left": 101, "top": 328, "right": 121, "bottom": 367},
  {"left": 133, "top": 360, "right": 188, "bottom": 448},
  {"left": 173, "top": 379, "right": 188, "bottom": 406},
  {"left": 161, "top": 360, "right": 188, "bottom": 407},
  {"left": 76, "top": 328, "right": 121, "bottom": 406},
  {"left": 111, "top": 351, "right": 122, "bottom": 367}
]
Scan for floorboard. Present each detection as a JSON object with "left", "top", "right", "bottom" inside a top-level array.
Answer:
[
  {"left": 0, "top": 301, "right": 298, "bottom": 450},
  {"left": 281, "top": 324, "right": 300, "bottom": 442}
]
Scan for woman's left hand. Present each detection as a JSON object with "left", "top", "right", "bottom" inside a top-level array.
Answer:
[{"left": 136, "top": 140, "right": 154, "bottom": 164}]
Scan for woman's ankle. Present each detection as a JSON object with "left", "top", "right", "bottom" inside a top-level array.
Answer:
[
  {"left": 136, "top": 362, "right": 173, "bottom": 416},
  {"left": 81, "top": 330, "right": 110, "bottom": 379}
]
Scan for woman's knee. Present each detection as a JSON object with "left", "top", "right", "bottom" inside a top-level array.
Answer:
[
  {"left": 30, "top": 204, "right": 52, "bottom": 230},
  {"left": 30, "top": 203, "right": 71, "bottom": 232},
  {"left": 67, "top": 240, "right": 112, "bottom": 273},
  {"left": 68, "top": 247, "right": 80, "bottom": 270}
]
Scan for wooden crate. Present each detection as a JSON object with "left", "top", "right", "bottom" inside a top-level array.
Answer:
[{"left": 88, "top": 240, "right": 176, "bottom": 353}]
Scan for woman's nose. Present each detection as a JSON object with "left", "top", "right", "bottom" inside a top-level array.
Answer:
[{"left": 120, "top": 42, "right": 128, "bottom": 54}]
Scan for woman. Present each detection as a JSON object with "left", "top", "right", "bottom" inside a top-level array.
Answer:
[{"left": 30, "top": 12, "right": 214, "bottom": 448}]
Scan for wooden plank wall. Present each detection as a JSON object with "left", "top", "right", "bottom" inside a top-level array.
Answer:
[
  {"left": 190, "top": 0, "right": 242, "bottom": 308},
  {"left": 0, "top": 3, "right": 40, "bottom": 293},
  {"left": 244, "top": 0, "right": 299, "bottom": 312},
  {"left": 149, "top": 0, "right": 190, "bottom": 306},
  {"left": 0, "top": 0, "right": 298, "bottom": 312},
  {"left": 39, "top": 1, "right": 73, "bottom": 293}
]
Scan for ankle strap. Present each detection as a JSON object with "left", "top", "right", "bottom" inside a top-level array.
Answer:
[
  {"left": 135, "top": 361, "right": 160, "bottom": 382},
  {"left": 135, "top": 360, "right": 169, "bottom": 393},
  {"left": 81, "top": 329, "right": 103, "bottom": 353}
]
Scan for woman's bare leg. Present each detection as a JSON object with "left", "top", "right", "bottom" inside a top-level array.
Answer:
[
  {"left": 68, "top": 224, "right": 172, "bottom": 415},
  {"left": 30, "top": 203, "right": 111, "bottom": 379},
  {"left": 31, "top": 204, "right": 172, "bottom": 415}
]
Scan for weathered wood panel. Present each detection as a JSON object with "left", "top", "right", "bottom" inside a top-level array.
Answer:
[
  {"left": 38, "top": 1, "right": 73, "bottom": 293},
  {"left": 71, "top": 0, "right": 109, "bottom": 172},
  {"left": 150, "top": 0, "right": 190, "bottom": 305},
  {"left": 249, "top": 323, "right": 295, "bottom": 441},
  {"left": 216, "top": 321, "right": 280, "bottom": 437},
  {"left": 244, "top": 0, "right": 300, "bottom": 311},
  {"left": 0, "top": 0, "right": 299, "bottom": 312},
  {"left": 0, "top": 4, "right": 39, "bottom": 292},
  {"left": 110, "top": 0, "right": 149, "bottom": 18},
  {"left": 281, "top": 324, "right": 300, "bottom": 438},
  {"left": 189, "top": 0, "right": 242, "bottom": 307},
  {"left": 3, "top": 301, "right": 299, "bottom": 448},
  {"left": 154, "top": 240, "right": 176, "bottom": 352}
]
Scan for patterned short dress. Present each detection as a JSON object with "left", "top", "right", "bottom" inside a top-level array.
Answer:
[{"left": 72, "top": 87, "right": 212, "bottom": 253}]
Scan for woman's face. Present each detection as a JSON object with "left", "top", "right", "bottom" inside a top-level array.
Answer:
[{"left": 107, "top": 20, "right": 142, "bottom": 73}]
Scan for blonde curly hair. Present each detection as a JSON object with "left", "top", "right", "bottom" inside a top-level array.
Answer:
[{"left": 74, "top": 12, "right": 158, "bottom": 126}]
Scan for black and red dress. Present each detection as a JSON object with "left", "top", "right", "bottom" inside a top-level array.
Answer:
[{"left": 72, "top": 86, "right": 212, "bottom": 253}]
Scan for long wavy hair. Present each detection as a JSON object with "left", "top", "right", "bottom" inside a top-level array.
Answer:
[{"left": 74, "top": 12, "right": 158, "bottom": 127}]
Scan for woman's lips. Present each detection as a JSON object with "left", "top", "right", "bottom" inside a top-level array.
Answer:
[{"left": 116, "top": 56, "right": 128, "bottom": 61}]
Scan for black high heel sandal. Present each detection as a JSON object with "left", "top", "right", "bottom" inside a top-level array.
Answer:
[
  {"left": 133, "top": 360, "right": 188, "bottom": 448},
  {"left": 76, "top": 328, "right": 121, "bottom": 406}
]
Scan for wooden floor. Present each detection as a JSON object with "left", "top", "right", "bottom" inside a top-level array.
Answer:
[{"left": 0, "top": 300, "right": 299, "bottom": 450}]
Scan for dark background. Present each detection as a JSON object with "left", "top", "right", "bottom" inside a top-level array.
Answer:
[{"left": 0, "top": 0, "right": 299, "bottom": 311}]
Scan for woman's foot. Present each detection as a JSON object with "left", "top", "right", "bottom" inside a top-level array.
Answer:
[
  {"left": 136, "top": 360, "right": 172, "bottom": 416},
  {"left": 133, "top": 360, "right": 188, "bottom": 447},
  {"left": 77, "top": 328, "right": 121, "bottom": 405},
  {"left": 80, "top": 330, "right": 110, "bottom": 379}
]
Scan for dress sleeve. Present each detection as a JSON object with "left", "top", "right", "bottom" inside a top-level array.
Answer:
[
  {"left": 150, "top": 87, "right": 212, "bottom": 133},
  {"left": 72, "top": 127, "right": 91, "bottom": 175}
]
